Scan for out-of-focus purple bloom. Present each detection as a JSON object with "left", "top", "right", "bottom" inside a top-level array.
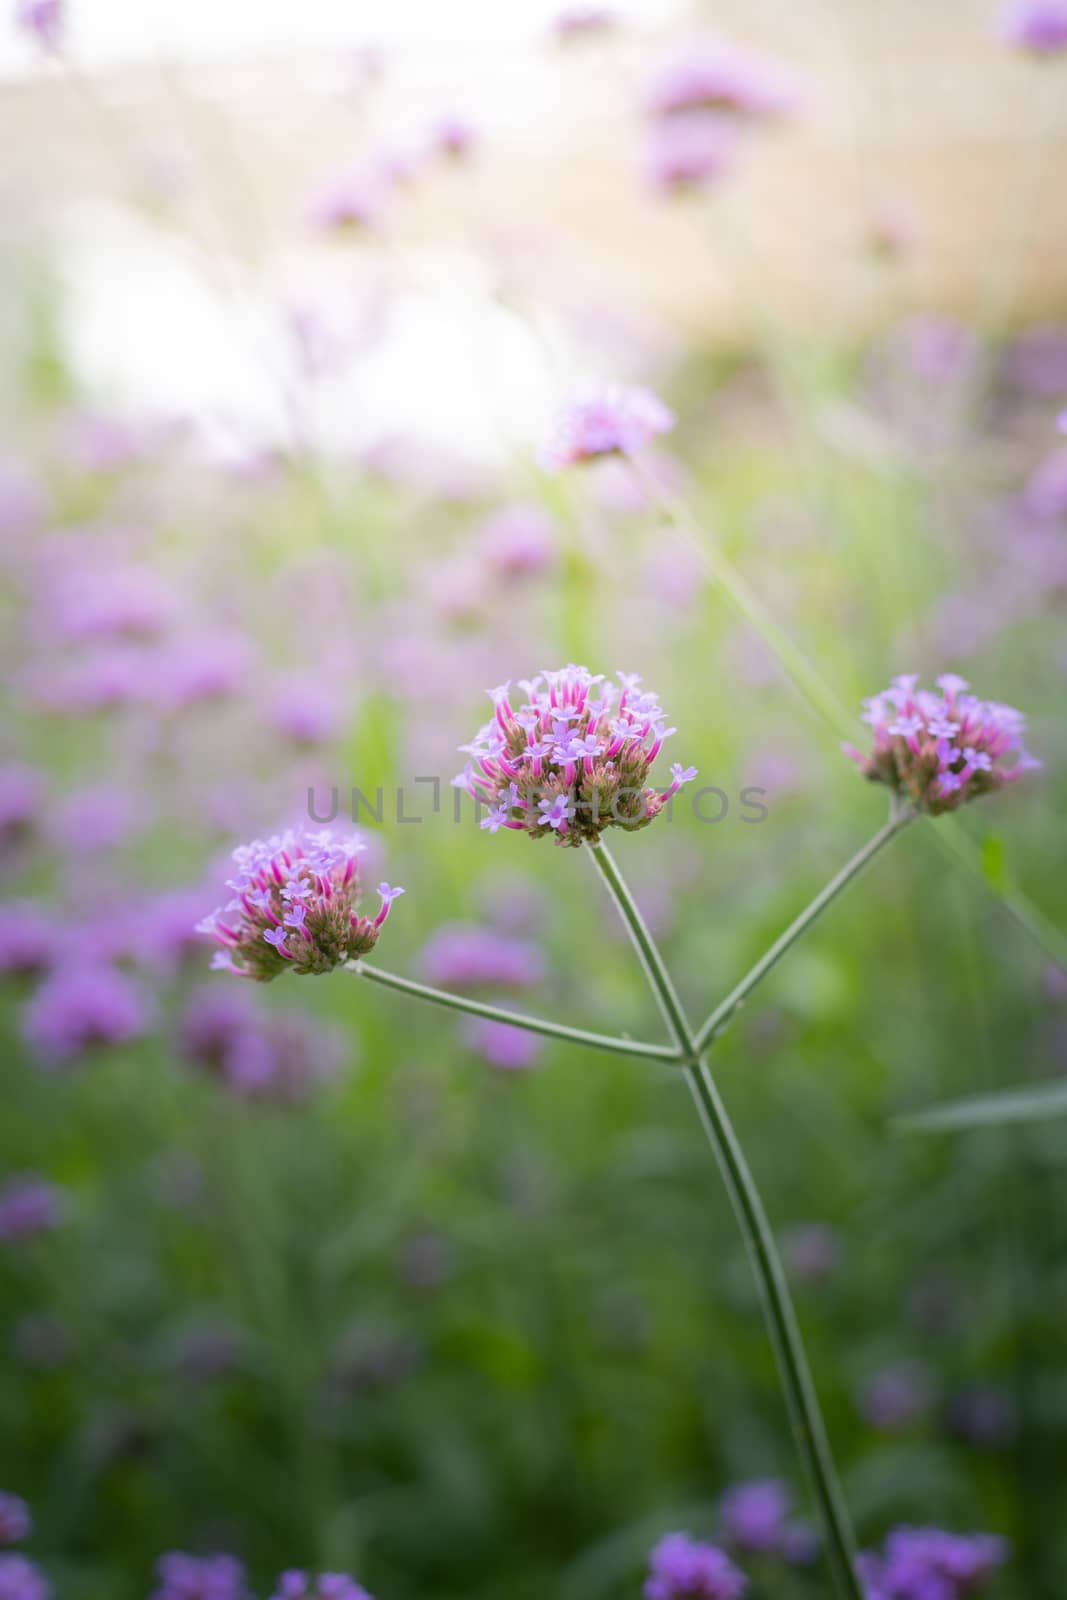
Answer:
[
  {"left": 858, "top": 1363, "right": 933, "bottom": 1432},
  {"left": 456, "top": 666, "right": 693, "bottom": 845},
  {"left": 48, "top": 783, "right": 143, "bottom": 854},
  {"left": 151, "top": 632, "right": 253, "bottom": 710},
  {"left": 554, "top": 5, "right": 618, "bottom": 41},
  {"left": 268, "top": 674, "right": 346, "bottom": 746},
  {"left": 0, "top": 765, "right": 45, "bottom": 854},
  {"left": 782, "top": 1222, "right": 841, "bottom": 1283},
  {"left": 461, "top": 1017, "right": 544, "bottom": 1071},
  {"left": 1000, "top": 325, "right": 1067, "bottom": 396},
  {"left": 892, "top": 314, "right": 978, "bottom": 388},
  {"left": 845, "top": 674, "right": 1038, "bottom": 816},
  {"left": 20, "top": 964, "right": 153, "bottom": 1066},
  {"left": 0, "top": 1555, "right": 51, "bottom": 1600},
  {"left": 61, "top": 410, "right": 177, "bottom": 472},
  {"left": 41, "top": 564, "right": 176, "bottom": 643},
  {"left": 14, "top": 0, "right": 61, "bottom": 50},
  {"left": 420, "top": 922, "right": 545, "bottom": 990},
  {"left": 646, "top": 36, "right": 804, "bottom": 121},
  {"left": 198, "top": 825, "right": 399, "bottom": 981},
  {"left": 166, "top": 1314, "right": 246, "bottom": 1382},
  {"left": 947, "top": 1386, "right": 1017, "bottom": 1448},
  {"left": 1001, "top": 0, "right": 1067, "bottom": 53},
  {"left": 859, "top": 1527, "right": 1008, "bottom": 1598},
  {"left": 397, "top": 1230, "right": 452, "bottom": 1290},
  {"left": 0, "top": 903, "right": 55, "bottom": 979},
  {"left": 23, "top": 646, "right": 148, "bottom": 715},
  {"left": 645, "top": 1532, "right": 747, "bottom": 1599},
  {"left": 138, "top": 888, "right": 214, "bottom": 972},
  {"left": 151, "top": 1553, "right": 249, "bottom": 1600},
  {"left": 866, "top": 197, "right": 917, "bottom": 260},
  {"left": 645, "top": 113, "right": 739, "bottom": 194},
  {"left": 719, "top": 1480, "right": 790, "bottom": 1554},
  {"left": 308, "top": 167, "right": 388, "bottom": 233},
  {"left": 540, "top": 387, "right": 674, "bottom": 470},
  {"left": 0, "top": 1175, "right": 67, "bottom": 1242},
  {"left": 268, "top": 1574, "right": 373, "bottom": 1600},
  {"left": 1024, "top": 445, "right": 1067, "bottom": 518},
  {"left": 0, "top": 1494, "right": 30, "bottom": 1546},
  {"left": 430, "top": 114, "right": 476, "bottom": 160},
  {"left": 477, "top": 505, "right": 556, "bottom": 580},
  {"left": 178, "top": 985, "right": 345, "bottom": 1100}
]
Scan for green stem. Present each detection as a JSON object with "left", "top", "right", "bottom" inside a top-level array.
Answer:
[
  {"left": 587, "top": 841, "right": 690, "bottom": 1051},
  {"left": 588, "top": 842, "right": 864, "bottom": 1600},
  {"left": 695, "top": 810, "right": 913, "bottom": 1052},
  {"left": 353, "top": 963, "right": 679, "bottom": 1064}
]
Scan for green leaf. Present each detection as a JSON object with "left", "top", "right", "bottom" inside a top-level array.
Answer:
[{"left": 895, "top": 1079, "right": 1067, "bottom": 1135}]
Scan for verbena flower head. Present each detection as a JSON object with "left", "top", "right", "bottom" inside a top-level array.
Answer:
[
  {"left": 646, "top": 112, "right": 738, "bottom": 194},
  {"left": 1001, "top": 0, "right": 1067, "bottom": 54},
  {"left": 858, "top": 1527, "right": 1008, "bottom": 1598},
  {"left": 151, "top": 1553, "right": 249, "bottom": 1600},
  {"left": 20, "top": 965, "right": 153, "bottom": 1066},
  {"left": 419, "top": 923, "right": 545, "bottom": 990},
  {"left": 0, "top": 903, "right": 55, "bottom": 980},
  {"left": 0, "top": 1176, "right": 67, "bottom": 1243},
  {"left": 645, "top": 1532, "right": 747, "bottom": 1599},
  {"left": 540, "top": 388, "right": 674, "bottom": 470},
  {"left": 461, "top": 1016, "right": 545, "bottom": 1070},
  {"left": 198, "top": 826, "right": 402, "bottom": 981},
  {"left": 309, "top": 168, "right": 387, "bottom": 233},
  {"left": 268, "top": 1574, "right": 373, "bottom": 1600},
  {"left": 0, "top": 1555, "right": 50, "bottom": 1600},
  {"left": 646, "top": 36, "right": 803, "bottom": 121},
  {"left": 14, "top": 0, "right": 62, "bottom": 50},
  {"left": 178, "top": 986, "right": 346, "bottom": 1101},
  {"left": 859, "top": 1363, "right": 932, "bottom": 1432},
  {"left": 455, "top": 666, "right": 696, "bottom": 847},
  {"left": 0, "top": 1493, "right": 30, "bottom": 1546},
  {"left": 719, "top": 1480, "right": 790, "bottom": 1554},
  {"left": 844, "top": 675, "right": 1038, "bottom": 817}
]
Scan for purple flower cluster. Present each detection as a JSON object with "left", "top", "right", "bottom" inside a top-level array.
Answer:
[
  {"left": 844, "top": 674, "right": 1038, "bottom": 816},
  {"left": 0, "top": 903, "right": 55, "bottom": 980},
  {"left": 858, "top": 1527, "right": 1008, "bottom": 1598},
  {"left": 645, "top": 1533, "right": 747, "bottom": 1599},
  {"left": 455, "top": 666, "right": 696, "bottom": 847},
  {"left": 268, "top": 1574, "right": 372, "bottom": 1600},
  {"left": 151, "top": 1553, "right": 248, "bottom": 1600},
  {"left": 645, "top": 114, "right": 739, "bottom": 194},
  {"left": 461, "top": 1016, "right": 545, "bottom": 1071},
  {"left": 14, "top": 0, "right": 61, "bottom": 50},
  {"left": 646, "top": 36, "right": 803, "bottom": 120},
  {"left": 0, "top": 765, "right": 44, "bottom": 856},
  {"left": 0, "top": 1556, "right": 50, "bottom": 1600},
  {"left": 198, "top": 826, "right": 402, "bottom": 981},
  {"left": 0, "top": 1175, "right": 66, "bottom": 1243},
  {"left": 0, "top": 1495, "right": 30, "bottom": 1546},
  {"left": 1001, "top": 0, "right": 1067, "bottom": 54},
  {"left": 419, "top": 923, "right": 545, "bottom": 990},
  {"left": 20, "top": 964, "right": 153, "bottom": 1065},
  {"left": 715, "top": 1480, "right": 817, "bottom": 1566},
  {"left": 540, "top": 388, "right": 674, "bottom": 470},
  {"left": 178, "top": 986, "right": 346, "bottom": 1101},
  {"left": 641, "top": 34, "right": 803, "bottom": 195}
]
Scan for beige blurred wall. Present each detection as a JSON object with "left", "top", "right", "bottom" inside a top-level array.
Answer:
[{"left": 1, "top": 0, "right": 1065, "bottom": 339}]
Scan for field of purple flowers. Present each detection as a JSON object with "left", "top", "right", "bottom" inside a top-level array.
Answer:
[{"left": 2, "top": 4, "right": 1067, "bottom": 1599}]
